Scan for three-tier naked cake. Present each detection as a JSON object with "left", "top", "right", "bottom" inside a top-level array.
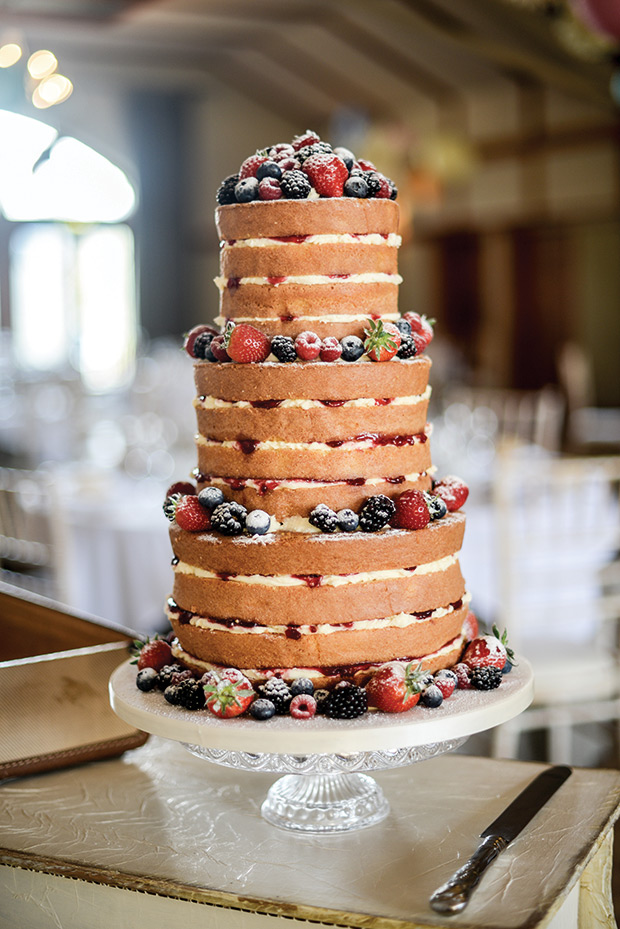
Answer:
[{"left": 163, "top": 132, "right": 472, "bottom": 693}]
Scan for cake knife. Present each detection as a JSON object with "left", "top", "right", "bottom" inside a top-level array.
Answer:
[{"left": 429, "top": 764, "right": 571, "bottom": 915}]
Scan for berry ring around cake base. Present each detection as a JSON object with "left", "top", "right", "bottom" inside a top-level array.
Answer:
[{"left": 110, "top": 659, "right": 533, "bottom": 834}]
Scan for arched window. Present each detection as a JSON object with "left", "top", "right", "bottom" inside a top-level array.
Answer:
[{"left": 0, "top": 109, "right": 138, "bottom": 392}]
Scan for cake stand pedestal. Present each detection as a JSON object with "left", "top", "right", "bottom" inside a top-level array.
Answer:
[{"left": 110, "top": 660, "right": 533, "bottom": 834}]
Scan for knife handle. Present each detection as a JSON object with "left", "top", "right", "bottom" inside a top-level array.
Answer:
[{"left": 430, "top": 834, "right": 508, "bottom": 915}]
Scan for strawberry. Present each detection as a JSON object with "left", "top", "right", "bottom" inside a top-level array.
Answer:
[
  {"left": 453, "top": 662, "right": 473, "bottom": 689},
  {"left": 462, "top": 610, "right": 479, "bottom": 643},
  {"left": 132, "top": 637, "right": 172, "bottom": 672},
  {"left": 369, "top": 172, "right": 393, "bottom": 198},
  {"left": 302, "top": 153, "right": 349, "bottom": 197},
  {"left": 174, "top": 495, "right": 211, "bottom": 532},
  {"left": 202, "top": 668, "right": 255, "bottom": 718},
  {"left": 319, "top": 336, "right": 343, "bottom": 362},
  {"left": 258, "top": 177, "right": 282, "bottom": 201},
  {"left": 295, "top": 330, "right": 322, "bottom": 360},
  {"left": 292, "top": 130, "right": 321, "bottom": 151},
  {"left": 433, "top": 475, "right": 469, "bottom": 512},
  {"left": 391, "top": 489, "right": 431, "bottom": 530},
  {"left": 434, "top": 670, "right": 457, "bottom": 699},
  {"left": 225, "top": 323, "right": 271, "bottom": 363},
  {"left": 462, "top": 635, "right": 507, "bottom": 671},
  {"left": 184, "top": 324, "right": 218, "bottom": 358},
  {"left": 238, "top": 152, "right": 269, "bottom": 180},
  {"left": 366, "top": 661, "right": 427, "bottom": 713},
  {"left": 210, "top": 334, "right": 231, "bottom": 362},
  {"left": 403, "top": 312, "right": 434, "bottom": 349},
  {"left": 364, "top": 319, "right": 401, "bottom": 362},
  {"left": 357, "top": 158, "right": 376, "bottom": 172}
]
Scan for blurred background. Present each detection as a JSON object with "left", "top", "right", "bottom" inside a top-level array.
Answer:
[{"left": 0, "top": 0, "right": 619, "bottom": 765}]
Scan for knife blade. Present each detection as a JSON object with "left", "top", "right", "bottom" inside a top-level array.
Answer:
[{"left": 430, "top": 764, "right": 571, "bottom": 915}]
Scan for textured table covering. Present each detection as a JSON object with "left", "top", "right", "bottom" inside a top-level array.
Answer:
[{"left": 1, "top": 737, "right": 620, "bottom": 929}]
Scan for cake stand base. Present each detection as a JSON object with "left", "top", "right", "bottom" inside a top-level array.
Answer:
[{"left": 261, "top": 772, "right": 390, "bottom": 833}]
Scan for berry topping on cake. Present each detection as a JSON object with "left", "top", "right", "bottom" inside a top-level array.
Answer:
[
  {"left": 462, "top": 634, "right": 507, "bottom": 671},
  {"left": 184, "top": 324, "right": 218, "bottom": 358},
  {"left": 302, "top": 153, "right": 349, "bottom": 197},
  {"left": 210, "top": 334, "right": 231, "bottom": 362},
  {"left": 336, "top": 508, "right": 359, "bottom": 532},
  {"left": 292, "top": 130, "right": 321, "bottom": 151},
  {"left": 432, "top": 476, "right": 469, "bottom": 512},
  {"left": 296, "top": 141, "right": 333, "bottom": 162},
  {"left": 238, "top": 153, "right": 269, "bottom": 180},
  {"left": 257, "top": 678, "right": 292, "bottom": 715},
  {"left": 319, "top": 336, "right": 343, "bottom": 362},
  {"left": 365, "top": 172, "right": 392, "bottom": 199},
  {"left": 211, "top": 501, "right": 247, "bottom": 536},
  {"left": 133, "top": 637, "right": 173, "bottom": 672},
  {"left": 225, "top": 322, "right": 271, "bottom": 363},
  {"left": 290, "top": 678, "right": 315, "bottom": 697},
  {"left": 470, "top": 667, "right": 503, "bottom": 691},
  {"left": 197, "top": 486, "right": 225, "bottom": 511},
  {"left": 462, "top": 611, "right": 479, "bottom": 643},
  {"left": 290, "top": 693, "right": 317, "bottom": 719},
  {"left": 270, "top": 335, "right": 297, "bottom": 362},
  {"left": 397, "top": 335, "right": 418, "bottom": 359},
  {"left": 357, "top": 158, "right": 376, "bottom": 172},
  {"left": 419, "top": 682, "right": 444, "bottom": 708},
  {"left": 434, "top": 669, "right": 457, "bottom": 699},
  {"left": 391, "top": 489, "right": 431, "bottom": 530},
  {"left": 403, "top": 312, "right": 434, "bottom": 350},
  {"left": 343, "top": 175, "right": 369, "bottom": 198},
  {"left": 366, "top": 661, "right": 426, "bottom": 713},
  {"left": 340, "top": 334, "right": 365, "bottom": 362},
  {"left": 358, "top": 494, "right": 396, "bottom": 532},
  {"left": 202, "top": 668, "right": 255, "bottom": 718},
  {"left": 309, "top": 503, "right": 339, "bottom": 533},
  {"left": 364, "top": 319, "right": 401, "bottom": 362},
  {"left": 323, "top": 682, "right": 368, "bottom": 719},
  {"left": 295, "top": 330, "right": 322, "bottom": 361},
  {"left": 424, "top": 492, "right": 448, "bottom": 521},
  {"left": 256, "top": 160, "right": 282, "bottom": 181},
  {"left": 166, "top": 481, "right": 196, "bottom": 499},
  {"left": 136, "top": 667, "right": 159, "bottom": 691},
  {"left": 245, "top": 509, "right": 271, "bottom": 535},
  {"left": 235, "top": 177, "right": 260, "bottom": 203},
  {"left": 249, "top": 697, "right": 276, "bottom": 720},
  {"left": 333, "top": 146, "right": 355, "bottom": 170},
  {"left": 453, "top": 662, "right": 473, "bottom": 690},
  {"left": 216, "top": 174, "right": 239, "bottom": 205},
  {"left": 173, "top": 495, "right": 212, "bottom": 532},
  {"left": 280, "top": 169, "right": 312, "bottom": 199},
  {"left": 258, "top": 177, "right": 282, "bottom": 200},
  {"left": 176, "top": 678, "right": 206, "bottom": 710}
]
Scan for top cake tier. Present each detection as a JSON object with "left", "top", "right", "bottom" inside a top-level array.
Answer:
[{"left": 214, "top": 199, "right": 401, "bottom": 339}]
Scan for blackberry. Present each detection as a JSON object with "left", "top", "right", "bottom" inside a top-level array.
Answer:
[
  {"left": 193, "top": 331, "right": 214, "bottom": 359},
  {"left": 424, "top": 492, "right": 448, "bottom": 521},
  {"left": 395, "top": 318, "right": 412, "bottom": 337},
  {"left": 290, "top": 678, "right": 314, "bottom": 697},
  {"left": 336, "top": 508, "right": 359, "bottom": 532},
  {"left": 256, "top": 160, "right": 282, "bottom": 181},
  {"left": 249, "top": 698, "right": 276, "bottom": 720},
  {"left": 157, "top": 663, "right": 184, "bottom": 690},
  {"left": 257, "top": 678, "right": 292, "bottom": 715},
  {"left": 197, "top": 486, "right": 225, "bottom": 511},
  {"left": 235, "top": 177, "right": 259, "bottom": 203},
  {"left": 343, "top": 175, "right": 368, "bottom": 198},
  {"left": 270, "top": 335, "right": 297, "bottom": 362},
  {"left": 309, "top": 503, "right": 339, "bottom": 533},
  {"left": 314, "top": 689, "right": 330, "bottom": 714},
  {"left": 397, "top": 335, "right": 418, "bottom": 359},
  {"left": 136, "top": 668, "right": 158, "bottom": 692},
  {"left": 365, "top": 173, "right": 383, "bottom": 197},
  {"left": 216, "top": 173, "right": 239, "bottom": 205},
  {"left": 471, "top": 667, "right": 503, "bottom": 691},
  {"left": 323, "top": 682, "right": 368, "bottom": 719},
  {"left": 164, "top": 683, "right": 183, "bottom": 705},
  {"left": 358, "top": 495, "right": 395, "bottom": 532},
  {"left": 176, "top": 679, "right": 206, "bottom": 710},
  {"left": 340, "top": 335, "right": 365, "bottom": 362},
  {"left": 296, "top": 141, "right": 333, "bottom": 162},
  {"left": 211, "top": 501, "right": 247, "bottom": 536},
  {"left": 280, "top": 170, "right": 311, "bottom": 200}
]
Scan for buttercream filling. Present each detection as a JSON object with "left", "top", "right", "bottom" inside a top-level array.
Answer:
[
  {"left": 195, "top": 387, "right": 431, "bottom": 411},
  {"left": 222, "top": 233, "right": 402, "bottom": 248},
  {"left": 213, "top": 312, "right": 400, "bottom": 327},
  {"left": 167, "top": 594, "right": 469, "bottom": 637},
  {"left": 173, "top": 553, "right": 458, "bottom": 587},
  {"left": 214, "top": 273, "right": 402, "bottom": 292},
  {"left": 195, "top": 426, "right": 430, "bottom": 452},
  {"left": 195, "top": 468, "right": 435, "bottom": 490}
]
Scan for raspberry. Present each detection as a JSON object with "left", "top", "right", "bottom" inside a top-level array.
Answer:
[
  {"left": 211, "top": 501, "right": 247, "bottom": 536},
  {"left": 433, "top": 671, "right": 456, "bottom": 699},
  {"left": 403, "top": 313, "right": 434, "bottom": 348},
  {"left": 276, "top": 157, "right": 299, "bottom": 172},
  {"left": 290, "top": 694, "right": 317, "bottom": 719},
  {"left": 210, "top": 334, "right": 231, "bottom": 362},
  {"left": 174, "top": 495, "right": 211, "bottom": 532},
  {"left": 470, "top": 667, "right": 502, "bottom": 691},
  {"left": 258, "top": 177, "right": 282, "bottom": 200},
  {"left": 323, "top": 682, "right": 368, "bottom": 719},
  {"left": 302, "top": 153, "right": 349, "bottom": 197},
  {"left": 280, "top": 170, "right": 311, "bottom": 199},
  {"left": 166, "top": 481, "right": 195, "bottom": 498},
  {"left": 319, "top": 336, "right": 342, "bottom": 362},
  {"left": 358, "top": 495, "right": 395, "bottom": 532},
  {"left": 157, "top": 664, "right": 185, "bottom": 690},
  {"left": 292, "top": 130, "right": 321, "bottom": 151},
  {"left": 391, "top": 490, "right": 430, "bottom": 530},
  {"left": 433, "top": 476, "right": 469, "bottom": 512},
  {"left": 216, "top": 174, "right": 239, "bottom": 205},
  {"left": 309, "top": 503, "right": 339, "bottom": 533},
  {"left": 238, "top": 153, "right": 269, "bottom": 179},
  {"left": 366, "top": 172, "right": 392, "bottom": 198},
  {"left": 453, "top": 662, "right": 473, "bottom": 690},
  {"left": 269, "top": 142, "right": 295, "bottom": 158},
  {"left": 295, "top": 330, "right": 321, "bottom": 360},
  {"left": 270, "top": 335, "right": 297, "bottom": 362}
]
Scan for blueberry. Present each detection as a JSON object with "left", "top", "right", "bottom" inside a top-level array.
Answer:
[
  {"left": 290, "top": 678, "right": 315, "bottom": 697},
  {"left": 424, "top": 493, "right": 448, "bottom": 520},
  {"left": 249, "top": 698, "right": 276, "bottom": 720},
  {"left": 136, "top": 667, "right": 158, "bottom": 692},
  {"left": 395, "top": 318, "right": 412, "bottom": 337},
  {"left": 343, "top": 175, "right": 368, "bottom": 198},
  {"left": 256, "top": 160, "right": 282, "bottom": 181},
  {"left": 502, "top": 659, "right": 513, "bottom": 675},
  {"left": 435, "top": 668, "right": 458, "bottom": 684},
  {"left": 337, "top": 508, "right": 359, "bottom": 532},
  {"left": 420, "top": 684, "right": 443, "bottom": 708},
  {"left": 340, "top": 335, "right": 365, "bottom": 362},
  {"left": 197, "top": 486, "right": 225, "bottom": 511},
  {"left": 245, "top": 509, "right": 271, "bottom": 535},
  {"left": 235, "top": 177, "right": 259, "bottom": 203},
  {"left": 334, "top": 146, "right": 356, "bottom": 170}
]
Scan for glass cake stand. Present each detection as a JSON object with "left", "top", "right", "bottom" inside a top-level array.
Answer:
[{"left": 110, "top": 659, "right": 533, "bottom": 834}]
